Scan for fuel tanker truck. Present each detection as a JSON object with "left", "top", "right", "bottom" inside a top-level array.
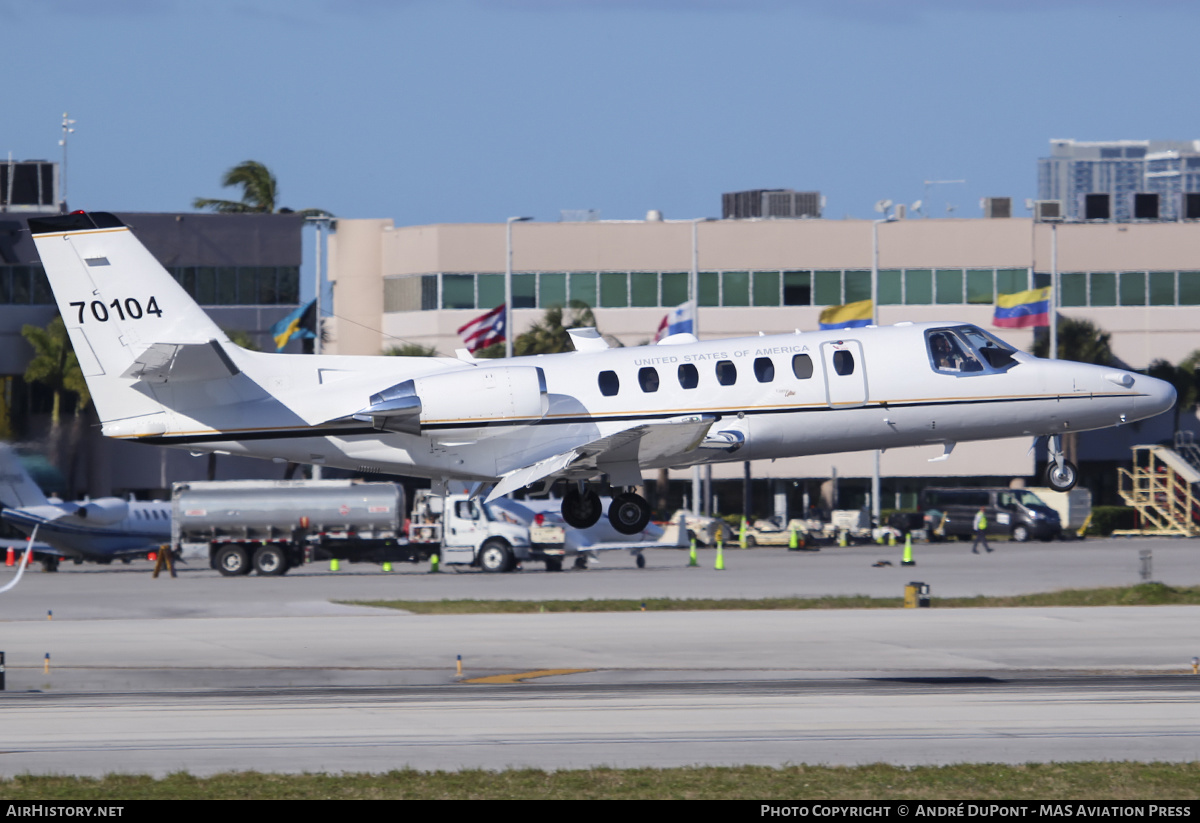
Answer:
[
  {"left": 172, "top": 479, "right": 426, "bottom": 576},
  {"left": 171, "top": 480, "right": 558, "bottom": 576}
]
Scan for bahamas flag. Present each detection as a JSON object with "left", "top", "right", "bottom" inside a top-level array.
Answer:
[
  {"left": 993, "top": 287, "right": 1050, "bottom": 328},
  {"left": 271, "top": 299, "right": 317, "bottom": 351},
  {"left": 818, "top": 299, "right": 872, "bottom": 330}
]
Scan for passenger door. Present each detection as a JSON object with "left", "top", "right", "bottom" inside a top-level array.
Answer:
[{"left": 820, "top": 340, "right": 868, "bottom": 408}]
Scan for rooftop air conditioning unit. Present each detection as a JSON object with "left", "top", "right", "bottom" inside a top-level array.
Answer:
[
  {"left": 1034, "top": 200, "right": 1063, "bottom": 222},
  {"left": 982, "top": 197, "right": 1011, "bottom": 218}
]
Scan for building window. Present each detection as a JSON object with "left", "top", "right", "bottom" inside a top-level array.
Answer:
[
  {"left": 631, "top": 272, "right": 658, "bottom": 307},
  {"left": 878, "top": 270, "right": 902, "bottom": 305},
  {"left": 539, "top": 273, "right": 566, "bottom": 307},
  {"left": 442, "top": 274, "right": 475, "bottom": 309},
  {"left": 661, "top": 272, "right": 688, "bottom": 305},
  {"left": 600, "top": 272, "right": 628, "bottom": 308},
  {"left": 904, "top": 269, "right": 932, "bottom": 304},
  {"left": 752, "top": 271, "right": 780, "bottom": 306},
  {"left": 783, "top": 271, "right": 811, "bottom": 306},
  {"left": 721, "top": 271, "right": 750, "bottom": 307},
  {"left": 1119, "top": 271, "right": 1146, "bottom": 306}
]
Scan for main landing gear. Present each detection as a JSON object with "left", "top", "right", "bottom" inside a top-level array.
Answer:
[
  {"left": 560, "top": 484, "right": 653, "bottom": 535},
  {"left": 1044, "top": 434, "right": 1079, "bottom": 492}
]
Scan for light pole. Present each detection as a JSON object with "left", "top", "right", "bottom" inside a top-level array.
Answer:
[
  {"left": 870, "top": 209, "right": 897, "bottom": 531},
  {"left": 688, "top": 217, "right": 712, "bottom": 517},
  {"left": 505, "top": 216, "right": 533, "bottom": 359}
]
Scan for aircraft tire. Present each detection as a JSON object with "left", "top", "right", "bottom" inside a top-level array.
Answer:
[
  {"left": 479, "top": 539, "right": 513, "bottom": 573},
  {"left": 1045, "top": 459, "right": 1079, "bottom": 492},
  {"left": 562, "top": 487, "right": 603, "bottom": 529},
  {"left": 215, "top": 545, "right": 251, "bottom": 577},
  {"left": 253, "top": 545, "right": 290, "bottom": 576},
  {"left": 609, "top": 492, "right": 652, "bottom": 535},
  {"left": 41, "top": 557, "right": 59, "bottom": 572},
  {"left": 636, "top": 553, "right": 646, "bottom": 569}
]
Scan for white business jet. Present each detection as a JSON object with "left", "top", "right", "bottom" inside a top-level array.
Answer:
[
  {"left": 29, "top": 212, "right": 1174, "bottom": 551},
  {"left": 0, "top": 443, "right": 171, "bottom": 570}
]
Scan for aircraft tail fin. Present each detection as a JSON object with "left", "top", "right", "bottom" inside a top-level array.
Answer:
[
  {"left": 28, "top": 212, "right": 235, "bottom": 427},
  {"left": 0, "top": 444, "right": 49, "bottom": 508}
]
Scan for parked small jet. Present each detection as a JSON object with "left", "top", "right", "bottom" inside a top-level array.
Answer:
[
  {"left": 29, "top": 212, "right": 1175, "bottom": 543},
  {"left": 0, "top": 444, "right": 170, "bottom": 570}
]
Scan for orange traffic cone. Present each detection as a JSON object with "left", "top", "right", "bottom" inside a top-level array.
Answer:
[{"left": 5, "top": 546, "right": 13, "bottom": 567}]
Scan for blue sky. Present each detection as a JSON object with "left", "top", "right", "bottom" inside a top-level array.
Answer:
[{"left": 5, "top": 0, "right": 1198, "bottom": 225}]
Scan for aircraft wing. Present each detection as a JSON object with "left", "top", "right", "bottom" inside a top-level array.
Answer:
[{"left": 486, "top": 414, "right": 715, "bottom": 502}]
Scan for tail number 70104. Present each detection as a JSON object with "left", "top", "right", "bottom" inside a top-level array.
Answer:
[{"left": 70, "top": 298, "right": 162, "bottom": 323}]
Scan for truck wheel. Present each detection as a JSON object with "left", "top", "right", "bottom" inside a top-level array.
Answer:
[
  {"left": 253, "top": 545, "right": 290, "bottom": 576},
  {"left": 215, "top": 545, "right": 251, "bottom": 577},
  {"left": 544, "top": 557, "right": 563, "bottom": 572},
  {"left": 1012, "top": 525, "right": 1030, "bottom": 543},
  {"left": 479, "top": 539, "right": 513, "bottom": 573}
]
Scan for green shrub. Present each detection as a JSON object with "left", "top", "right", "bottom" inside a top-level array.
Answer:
[{"left": 1087, "top": 505, "right": 1138, "bottom": 536}]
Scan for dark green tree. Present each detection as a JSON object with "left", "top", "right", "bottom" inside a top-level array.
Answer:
[
  {"left": 1031, "top": 316, "right": 1113, "bottom": 365},
  {"left": 194, "top": 161, "right": 330, "bottom": 217},
  {"left": 385, "top": 343, "right": 440, "bottom": 357}
]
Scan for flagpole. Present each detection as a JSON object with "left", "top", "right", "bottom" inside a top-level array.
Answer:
[
  {"left": 1050, "top": 222, "right": 1058, "bottom": 360},
  {"left": 505, "top": 217, "right": 533, "bottom": 358},
  {"left": 870, "top": 211, "right": 895, "bottom": 534}
]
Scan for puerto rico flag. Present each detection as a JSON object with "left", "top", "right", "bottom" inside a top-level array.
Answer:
[
  {"left": 653, "top": 302, "right": 694, "bottom": 342},
  {"left": 818, "top": 299, "right": 872, "bottom": 330},
  {"left": 457, "top": 304, "right": 507, "bottom": 352},
  {"left": 993, "top": 287, "right": 1050, "bottom": 328}
]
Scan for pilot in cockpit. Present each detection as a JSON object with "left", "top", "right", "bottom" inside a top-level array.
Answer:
[{"left": 931, "top": 332, "right": 983, "bottom": 373}]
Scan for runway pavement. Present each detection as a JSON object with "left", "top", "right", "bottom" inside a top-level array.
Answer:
[{"left": 0, "top": 537, "right": 1197, "bottom": 776}]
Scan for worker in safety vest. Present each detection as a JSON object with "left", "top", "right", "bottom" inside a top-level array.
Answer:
[{"left": 972, "top": 507, "right": 992, "bottom": 554}]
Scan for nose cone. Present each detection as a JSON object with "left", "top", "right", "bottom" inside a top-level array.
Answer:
[{"left": 1133, "top": 372, "right": 1177, "bottom": 421}]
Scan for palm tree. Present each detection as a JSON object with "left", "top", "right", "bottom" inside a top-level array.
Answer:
[
  {"left": 1031, "top": 316, "right": 1114, "bottom": 365},
  {"left": 22, "top": 316, "right": 89, "bottom": 473},
  {"left": 385, "top": 343, "right": 439, "bottom": 357},
  {"left": 193, "top": 161, "right": 330, "bottom": 217},
  {"left": 476, "top": 301, "right": 608, "bottom": 359}
]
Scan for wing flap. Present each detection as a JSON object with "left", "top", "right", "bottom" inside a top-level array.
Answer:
[{"left": 486, "top": 415, "right": 716, "bottom": 502}]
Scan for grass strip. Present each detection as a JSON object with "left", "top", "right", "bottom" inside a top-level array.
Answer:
[
  {"left": 346, "top": 582, "right": 1200, "bottom": 614},
  {"left": 2, "top": 763, "right": 1199, "bottom": 800}
]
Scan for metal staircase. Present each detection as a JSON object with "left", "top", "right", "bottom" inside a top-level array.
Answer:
[{"left": 1117, "top": 439, "right": 1200, "bottom": 536}]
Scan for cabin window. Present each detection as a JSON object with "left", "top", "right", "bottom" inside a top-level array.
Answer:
[
  {"left": 832, "top": 350, "right": 855, "bottom": 376},
  {"left": 753, "top": 357, "right": 774, "bottom": 383},
  {"left": 638, "top": 367, "right": 660, "bottom": 393},
  {"left": 928, "top": 330, "right": 983, "bottom": 374},
  {"left": 677, "top": 363, "right": 699, "bottom": 389},
  {"left": 598, "top": 370, "right": 620, "bottom": 397},
  {"left": 792, "top": 354, "right": 813, "bottom": 379},
  {"left": 716, "top": 360, "right": 737, "bottom": 386}
]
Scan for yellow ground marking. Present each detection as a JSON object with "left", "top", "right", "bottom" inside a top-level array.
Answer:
[{"left": 462, "top": 668, "right": 593, "bottom": 684}]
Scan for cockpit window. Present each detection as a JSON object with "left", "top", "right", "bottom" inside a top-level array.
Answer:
[{"left": 926, "top": 326, "right": 1017, "bottom": 376}]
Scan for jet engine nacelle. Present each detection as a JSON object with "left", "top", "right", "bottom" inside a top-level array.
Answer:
[
  {"left": 358, "top": 366, "right": 548, "bottom": 434},
  {"left": 73, "top": 498, "right": 129, "bottom": 525}
]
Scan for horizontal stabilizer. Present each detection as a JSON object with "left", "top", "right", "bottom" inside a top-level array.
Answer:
[{"left": 121, "top": 340, "right": 239, "bottom": 383}]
